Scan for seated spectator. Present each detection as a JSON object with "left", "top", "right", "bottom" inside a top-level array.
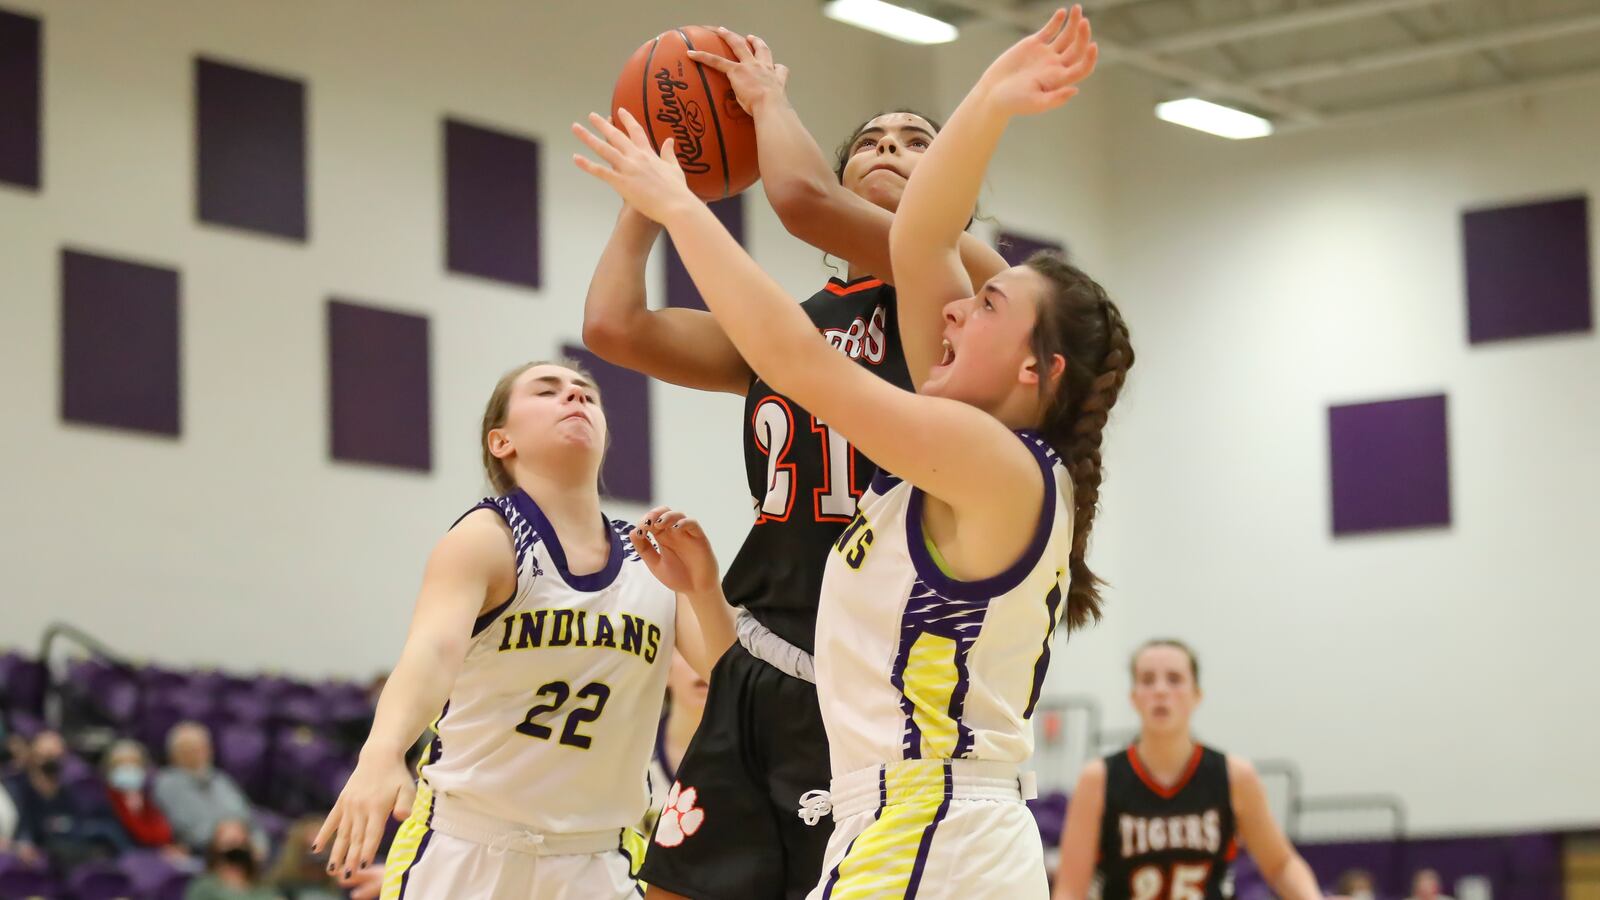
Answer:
[
  {"left": 154, "top": 721, "right": 255, "bottom": 851},
  {"left": 1409, "top": 869, "right": 1455, "bottom": 900},
  {"left": 3, "top": 730, "right": 126, "bottom": 868},
  {"left": 104, "top": 738, "right": 189, "bottom": 859},
  {"left": 184, "top": 819, "right": 282, "bottom": 900},
  {"left": 267, "top": 817, "right": 343, "bottom": 900},
  {"left": 1338, "top": 869, "right": 1377, "bottom": 900}
]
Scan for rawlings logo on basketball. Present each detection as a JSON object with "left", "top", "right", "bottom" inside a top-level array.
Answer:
[
  {"left": 653, "top": 68, "right": 712, "bottom": 175},
  {"left": 653, "top": 782, "right": 705, "bottom": 847}
]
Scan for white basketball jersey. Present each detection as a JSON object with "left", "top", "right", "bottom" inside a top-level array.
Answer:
[
  {"left": 814, "top": 431, "right": 1074, "bottom": 776},
  {"left": 418, "top": 490, "right": 676, "bottom": 834}
]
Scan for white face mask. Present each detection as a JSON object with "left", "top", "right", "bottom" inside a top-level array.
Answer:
[{"left": 110, "top": 764, "right": 146, "bottom": 793}]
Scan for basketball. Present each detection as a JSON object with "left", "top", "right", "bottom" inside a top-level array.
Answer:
[{"left": 612, "top": 26, "right": 759, "bottom": 201}]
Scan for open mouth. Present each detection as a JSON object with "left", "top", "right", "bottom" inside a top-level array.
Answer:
[{"left": 938, "top": 338, "right": 957, "bottom": 367}]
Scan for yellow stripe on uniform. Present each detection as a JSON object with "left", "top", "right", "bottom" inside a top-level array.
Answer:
[
  {"left": 826, "top": 763, "right": 948, "bottom": 899},
  {"left": 621, "top": 826, "right": 649, "bottom": 878},
  {"left": 902, "top": 633, "right": 960, "bottom": 759},
  {"left": 378, "top": 778, "right": 436, "bottom": 900}
]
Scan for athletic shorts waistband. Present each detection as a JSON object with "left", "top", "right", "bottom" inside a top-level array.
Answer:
[
  {"left": 825, "top": 758, "right": 1038, "bottom": 821},
  {"left": 429, "top": 796, "right": 624, "bottom": 857}
]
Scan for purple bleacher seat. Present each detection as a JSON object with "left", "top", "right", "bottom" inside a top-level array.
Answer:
[
  {"left": 136, "top": 702, "right": 185, "bottom": 758},
  {"left": 217, "top": 691, "right": 272, "bottom": 726},
  {"left": 66, "top": 861, "right": 135, "bottom": 900},
  {"left": 277, "top": 731, "right": 336, "bottom": 770},
  {"left": 150, "top": 869, "right": 194, "bottom": 900},
  {"left": 216, "top": 724, "right": 269, "bottom": 794},
  {"left": 138, "top": 665, "right": 190, "bottom": 695},
  {"left": 164, "top": 686, "right": 215, "bottom": 721},
  {"left": 254, "top": 807, "right": 290, "bottom": 848},
  {"left": 59, "top": 752, "right": 94, "bottom": 783},
  {"left": 279, "top": 693, "right": 328, "bottom": 727},
  {"left": 118, "top": 849, "right": 181, "bottom": 895},
  {"left": 0, "top": 653, "right": 47, "bottom": 715},
  {"left": 6, "top": 708, "right": 45, "bottom": 739},
  {"left": 0, "top": 857, "right": 61, "bottom": 899}
]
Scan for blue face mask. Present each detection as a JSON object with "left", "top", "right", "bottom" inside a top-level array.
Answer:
[{"left": 110, "top": 764, "right": 146, "bottom": 792}]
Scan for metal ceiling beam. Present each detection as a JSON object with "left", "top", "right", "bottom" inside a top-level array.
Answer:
[
  {"left": 1246, "top": 10, "right": 1600, "bottom": 89},
  {"left": 1137, "top": 0, "right": 1468, "bottom": 55},
  {"left": 1276, "top": 64, "right": 1600, "bottom": 133},
  {"left": 940, "top": 0, "right": 1324, "bottom": 123}
]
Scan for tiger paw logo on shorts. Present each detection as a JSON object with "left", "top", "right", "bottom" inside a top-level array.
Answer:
[{"left": 654, "top": 782, "right": 704, "bottom": 847}]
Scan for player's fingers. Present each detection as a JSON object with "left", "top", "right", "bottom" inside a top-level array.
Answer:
[
  {"left": 572, "top": 153, "right": 621, "bottom": 187},
  {"left": 340, "top": 814, "right": 368, "bottom": 877},
  {"left": 750, "top": 35, "right": 774, "bottom": 66},
  {"left": 642, "top": 505, "right": 671, "bottom": 523},
  {"left": 1060, "top": 16, "right": 1091, "bottom": 58},
  {"left": 1035, "top": 7, "right": 1069, "bottom": 43},
  {"left": 598, "top": 110, "right": 649, "bottom": 153},
  {"left": 617, "top": 108, "right": 652, "bottom": 146},
  {"left": 685, "top": 49, "right": 735, "bottom": 74},
  {"left": 358, "top": 810, "right": 386, "bottom": 870},
  {"left": 775, "top": 63, "right": 790, "bottom": 86},
  {"left": 572, "top": 122, "right": 625, "bottom": 167},
  {"left": 716, "top": 26, "right": 755, "bottom": 61},
  {"left": 325, "top": 815, "right": 351, "bottom": 874},
  {"left": 629, "top": 528, "right": 662, "bottom": 565},
  {"left": 1040, "top": 85, "right": 1079, "bottom": 108},
  {"left": 311, "top": 805, "right": 340, "bottom": 855},
  {"left": 1050, "top": 6, "right": 1081, "bottom": 51},
  {"left": 655, "top": 510, "right": 687, "bottom": 528}
]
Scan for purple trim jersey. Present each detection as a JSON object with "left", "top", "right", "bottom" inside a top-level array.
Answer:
[{"left": 812, "top": 431, "right": 1075, "bottom": 776}]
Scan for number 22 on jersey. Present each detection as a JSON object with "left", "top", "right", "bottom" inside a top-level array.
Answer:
[{"left": 751, "top": 395, "right": 860, "bottom": 524}]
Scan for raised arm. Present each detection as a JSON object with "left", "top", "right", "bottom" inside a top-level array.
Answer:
[
  {"left": 313, "top": 509, "right": 512, "bottom": 877},
  {"left": 890, "top": 6, "right": 1096, "bottom": 388},
  {"left": 582, "top": 204, "right": 752, "bottom": 395},
  {"left": 689, "top": 30, "right": 1007, "bottom": 290},
  {"left": 573, "top": 113, "right": 1040, "bottom": 561},
  {"left": 1230, "top": 756, "right": 1325, "bottom": 900},
  {"left": 1053, "top": 759, "right": 1106, "bottom": 900}
]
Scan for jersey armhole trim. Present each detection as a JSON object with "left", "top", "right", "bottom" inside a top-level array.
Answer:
[
  {"left": 903, "top": 432, "right": 1058, "bottom": 601},
  {"left": 451, "top": 500, "right": 522, "bottom": 638}
]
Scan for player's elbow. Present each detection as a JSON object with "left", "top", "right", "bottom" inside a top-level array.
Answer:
[{"left": 580, "top": 313, "right": 635, "bottom": 366}]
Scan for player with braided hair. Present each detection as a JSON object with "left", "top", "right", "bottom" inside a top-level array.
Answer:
[{"left": 572, "top": 8, "right": 1118, "bottom": 895}]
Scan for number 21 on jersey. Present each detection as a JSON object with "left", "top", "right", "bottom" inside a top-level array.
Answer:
[{"left": 751, "top": 395, "right": 859, "bottom": 523}]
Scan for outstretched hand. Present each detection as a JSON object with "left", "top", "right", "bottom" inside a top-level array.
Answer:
[
  {"left": 976, "top": 5, "right": 1098, "bottom": 117},
  {"left": 572, "top": 109, "right": 696, "bottom": 225},
  {"left": 629, "top": 506, "right": 720, "bottom": 597},
  {"left": 686, "top": 28, "right": 790, "bottom": 117}
]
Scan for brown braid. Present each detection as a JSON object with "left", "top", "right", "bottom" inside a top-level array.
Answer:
[{"left": 1025, "top": 255, "right": 1134, "bottom": 632}]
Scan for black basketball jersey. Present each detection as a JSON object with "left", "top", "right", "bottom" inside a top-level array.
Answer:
[
  {"left": 1096, "top": 745, "right": 1238, "bottom": 900},
  {"left": 721, "top": 275, "right": 912, "bottom": 654}
]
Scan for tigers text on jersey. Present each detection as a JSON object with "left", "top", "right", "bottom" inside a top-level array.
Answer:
[
  {"left": 813, "top": 430, "right": 1074, "bottom": 776},
  {"left": 417, "top": 490, "right": 676, "bottom": 834},
  {"left": 1096, "top": 746, "right": 1239, "bottom": 900},
  {"left": 722, "top": 275, "right": 913, "bottom": 655}
]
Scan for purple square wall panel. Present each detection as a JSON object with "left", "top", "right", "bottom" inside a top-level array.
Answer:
[
  {"left": 60, "top": 249, "right": 182, "bottom": 436},
  {"left": 997, "top": 229, "right": 1065, "bottom": 266},
  {"left": 445, "top": 119, "right": 541, "bottom": 289},
  {"left": 1463, "top": 195, "right": 1592, "bottom": 343},
  {"left": 1328, "top": 394, "right": 1451, "bottom": 536},
  {"left": 666, "top": 195, "right": 745, "bottom": 310},
  {"left": 195, "top": 57, "right": 308, "bottom": 239},
  {"left": 327, "top": 300, "right": 431, "bottom": 472},
  {"left": 0, "top": 8, "right": 41, "bottom": 189},
  {"left": 563, "top": 343, "right": 651, "bottom": 504}
]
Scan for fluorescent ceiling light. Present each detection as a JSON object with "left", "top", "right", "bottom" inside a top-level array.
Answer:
[
  {"left": 1155, "top": 98, "right": 1274, "bottom": 140},
  {"left": 822, "top": 0, "right": 958, "bottom": 45}
]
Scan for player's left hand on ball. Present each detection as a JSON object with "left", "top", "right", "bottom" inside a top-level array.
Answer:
[
  {"left": 977, "top": 5, "right": 1097, "bottom": 117},
  {"left": 630, "top": 506, "right": 720, "bottom": 596},
  {"left": 572, "top": 110, "right": 695, "bottom": 224}
]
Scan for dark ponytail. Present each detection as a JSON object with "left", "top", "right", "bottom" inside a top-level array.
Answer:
[{"left": 1025, "top": 254, "right": 1134, "bottom": 632}]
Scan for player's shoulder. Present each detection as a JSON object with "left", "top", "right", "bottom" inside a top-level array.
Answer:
[
  {"left": 1078, "top": 756, "right": 1109, "bottom": 787},
  {"left": 431, "top": 505, "right": 515, "bottom": 573},
  {"left": 1222, "top": 752, "right": 1260, "bottom": 792}
]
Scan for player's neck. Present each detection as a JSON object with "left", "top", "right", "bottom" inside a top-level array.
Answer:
[
  {"left": 845, "top": 262, "right": 876, "bottom": 282},
  {"left": 516, "top": 473, "right": 606, "bottom": 550},
  {"left": 1135, "top": 732, "right": 1197, "bottom": 783}
]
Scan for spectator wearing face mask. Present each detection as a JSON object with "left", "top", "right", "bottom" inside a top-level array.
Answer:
[
  {"left": 3, "top": 730, "right": 126, "bottom": 867},
  {"left": 103, "top": 738, "right": 189, "bottom": 859},
  {"left": 184, "top": 818, "right": 283, "bottom": 900}
]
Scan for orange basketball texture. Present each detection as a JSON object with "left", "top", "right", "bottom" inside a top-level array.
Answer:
[{"left": 611, "top": 26, "right": 759, "bottom": 201}]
